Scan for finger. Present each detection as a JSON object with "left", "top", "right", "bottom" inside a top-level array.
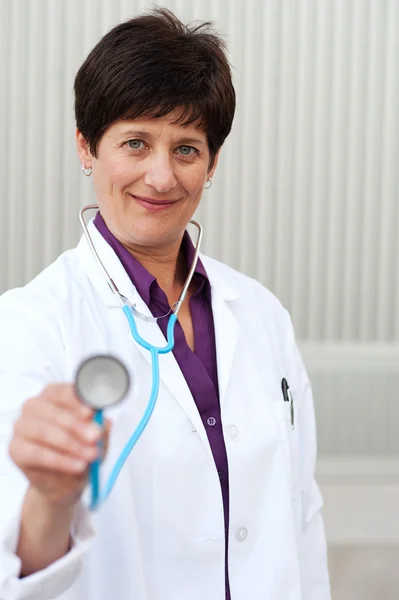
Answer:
[
  {"left": 48, "top": 407, "right": 103, "bottom": 445},
  {"left": 13, "top": 417, "right": 100, "bottom": 462},
  {"left": 103, "top": 419, "right": 112, "bottom": 437},
  {"left": 22, "top": 399, "right": 102, "bottom": 446},
  {"left": 43, "top": 384, "right": 93, "bottom": 419},
  {"left": 9, "top": 437, "right": 88, "bottom": 475},
  {"left": 24, "top": 385, "right": 92, "bottom": 423}
]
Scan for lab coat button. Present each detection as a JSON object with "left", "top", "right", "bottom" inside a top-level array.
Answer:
[
  {"left": 236, "top": 527, "right": 248, "bottom": 542},
  {"left": 228, "top": 425, "right": 239, "bottom": 439},
  {"left": 207, "top": 416, "right": 216, "bottom": 426}
]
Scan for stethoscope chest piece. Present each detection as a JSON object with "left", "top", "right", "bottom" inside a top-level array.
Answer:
[{"left": 76, "top": 355, "right": 130, "bottom": 410}]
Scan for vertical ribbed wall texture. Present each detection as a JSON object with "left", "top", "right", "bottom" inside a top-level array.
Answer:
[
  {"left": 1, "top": 0, "right": 398, "bottom": 342},
  {"left": 1, "top": 1, "right": 398, "bottom": 458}
]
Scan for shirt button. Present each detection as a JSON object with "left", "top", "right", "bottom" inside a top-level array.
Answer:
[
  {"left": 228, "top": 425, "right": 239, "bottom": 439},
  {"left": 218, "top": 470, "right": 224, "bottom": 480},
  {"left": 207, "top": 416, "right": 216, "bottom": 427},
  {"left": 236, "top": 527, "right": 248, "bottom": 542}
]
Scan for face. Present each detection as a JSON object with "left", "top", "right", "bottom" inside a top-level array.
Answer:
[{"left": 76, "top": 109, "right": 219, "bottom": 253}]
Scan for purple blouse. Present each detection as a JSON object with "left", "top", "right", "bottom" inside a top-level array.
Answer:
[{"left": 94, "top": 212, "right": 231, "bottom": 599}]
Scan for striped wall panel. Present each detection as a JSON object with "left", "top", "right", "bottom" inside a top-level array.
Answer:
[
  {"left": 1, "top": 0, "right": 398, "bottom": 342},
  {"left": 1, "top": 0, "right": 398, "bottom": 458}
]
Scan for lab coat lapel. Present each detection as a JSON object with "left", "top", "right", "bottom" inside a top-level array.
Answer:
[
  {"left": 126, "top": 294, "right": 212, "bottom": 450},
  {"left": 77, "top": 223, "right": 211, "bottom": 452},
  {"left": 202, "top": 258, "right": 240, "bottom": 407}
]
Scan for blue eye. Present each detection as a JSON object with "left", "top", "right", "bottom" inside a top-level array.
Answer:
[
  {"left": 177, "top": 145, "right": 197, "bottom": 156},
  {"left": 127, "top": 139, "right": 144, "bottom": 150}
]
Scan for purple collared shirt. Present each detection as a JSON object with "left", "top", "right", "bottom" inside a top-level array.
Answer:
[{"left": 94, "top": 212, "right": 231, "bottom": 599}]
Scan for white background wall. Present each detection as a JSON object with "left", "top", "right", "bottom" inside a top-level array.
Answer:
[{"left": 1, "top": 0, "right": 398, "bottom": 550}]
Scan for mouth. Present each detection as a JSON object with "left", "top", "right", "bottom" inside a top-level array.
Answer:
[{"left": 129, "top": 194, "right": 180, "bottom": 212}]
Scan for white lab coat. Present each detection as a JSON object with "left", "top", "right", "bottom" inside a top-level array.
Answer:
[{"left": 0, "top": 222, "right": 330, "bottom": 600}]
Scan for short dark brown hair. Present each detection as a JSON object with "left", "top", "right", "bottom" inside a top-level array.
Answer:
[{"left": 74, "top": 8, "right": 235, "bottom": 168}]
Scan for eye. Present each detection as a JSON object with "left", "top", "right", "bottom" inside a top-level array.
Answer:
[
  {"left": 177, "top": 145, "right": 198, "bottom": 157},
  {"left": 127, "top": 139, "right": 145, "bottom": 150}
]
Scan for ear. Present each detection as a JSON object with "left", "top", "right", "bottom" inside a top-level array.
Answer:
[
  {"left": 207, "top": 149, "right": 221, "bottom": 180},
  {"left": 76, "top": 129, "right": 92, "bottom": 168}
]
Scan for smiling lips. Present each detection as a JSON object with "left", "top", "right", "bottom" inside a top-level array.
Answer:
[{"left": 130, "top": 193, "right": 179, "bottom": 212}]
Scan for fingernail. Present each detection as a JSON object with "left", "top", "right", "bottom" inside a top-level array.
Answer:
[
  {"left": 84, "top": 446, "right": 98, "bottom": 459},
  {"left": 73, "top": 459, "right": 86, "bottom": 471},
  {"left": 84, "top": 424, "right": 101, "bottom": 441},
  {"left": 81, "top": 405, "right": 92, "bottom": 417}
]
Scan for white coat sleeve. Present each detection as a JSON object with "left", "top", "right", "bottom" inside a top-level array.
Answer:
[
  {"left": 0, "top": 290, "right": 95, "bottom": 600},
  {"left": 282, "top": 310, "right": 331, "bottom": 600}
]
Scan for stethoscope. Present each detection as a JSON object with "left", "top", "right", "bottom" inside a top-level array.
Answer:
[{"left": 75, "top": 205, "right": 203, "bottom": 510}]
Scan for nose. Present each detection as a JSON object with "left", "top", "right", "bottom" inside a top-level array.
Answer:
[{"left": 144, "top": 151, "right": 177, "bottom": 193}]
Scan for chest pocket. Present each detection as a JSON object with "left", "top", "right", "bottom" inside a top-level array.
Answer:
[
  {"left": 272, "top": 397, "right": 301, "bottom": 500},
  {"left": 251, "top": 334, "right": 302, "bottom": 501}
]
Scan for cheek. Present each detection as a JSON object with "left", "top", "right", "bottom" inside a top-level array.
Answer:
[
  {"left": 96, "top": 157, "right": 139, "bottom": 195},
  {"left": 108, "top": 156, "right": 137, "bottom": 186},
  {"left": 183, "top": 168, "right": 207, "bottom": 199}
]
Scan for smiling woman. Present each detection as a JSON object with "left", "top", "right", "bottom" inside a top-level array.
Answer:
[
  {"left": 76, "top": 111, "right": 215, "bottom": 254},
  {"left": 0, "top": 7, "right": 330, "bottom": 600},
  {"left": 73, "top": 8, "right": 234, "bottom": 294}
]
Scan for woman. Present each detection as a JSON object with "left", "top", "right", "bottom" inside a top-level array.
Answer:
[{"left": 0, "top": 9, "right": 330, "bottom": 600}]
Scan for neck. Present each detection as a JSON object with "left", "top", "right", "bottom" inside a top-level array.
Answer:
[{"left": 124, "top": 240, "right": 188, "bottom": 298}]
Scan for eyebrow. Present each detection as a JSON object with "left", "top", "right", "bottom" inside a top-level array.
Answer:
[
  {"left": 176, "top": 137, "right": 206, "bottom": 146},
  {"left": 118, "top": 129, "right": 206, "bottom": 146}
]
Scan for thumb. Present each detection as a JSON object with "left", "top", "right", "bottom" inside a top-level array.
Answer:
[{"left": 101, "top": 418, "right": 112, "bottom": 459}]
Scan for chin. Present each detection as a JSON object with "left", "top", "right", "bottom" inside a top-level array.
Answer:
[{"left": 126, "top": 226, "right": 181, "bottom": 249}]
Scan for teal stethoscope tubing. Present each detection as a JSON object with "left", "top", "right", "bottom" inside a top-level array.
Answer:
[
  {"left": 79, "top": 205, "right": 202, "bottom": 511},
  {"left": 89, "top": 307, "right": 178, "bottom": 510}
]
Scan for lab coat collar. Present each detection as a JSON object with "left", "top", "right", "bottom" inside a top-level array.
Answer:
[
  {"left": 77, "top": 222, "right": 240, "bottom": 441},
  {"left": 76, "top": 220, "right": 240, "bottom": 308},
  {"left": 77, "top": 221, "right": 144, "bottom": 310}
]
